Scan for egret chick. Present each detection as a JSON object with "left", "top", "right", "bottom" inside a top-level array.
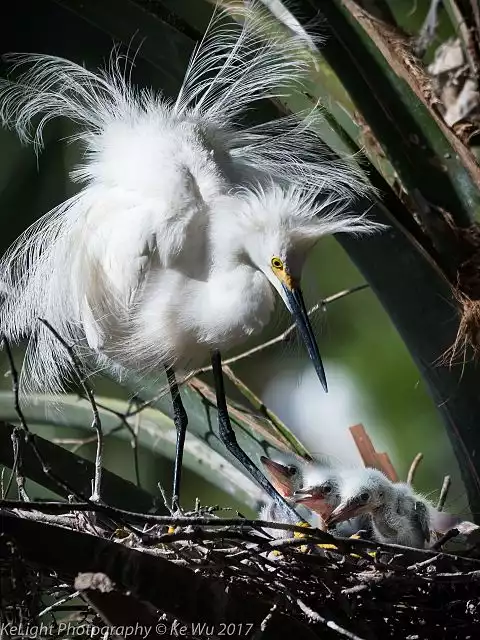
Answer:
[
  {"left": 326, "top": 468, "right": 431, "bottom": 549},
  {"left": 293, "top": 465, "right": 342, "bottom": 521},
  {"left": 0, "top": 3, "right": 380, "bottom": 509},
  {"left": 259, "top": 455, "right": 308, "bottom": 537}
]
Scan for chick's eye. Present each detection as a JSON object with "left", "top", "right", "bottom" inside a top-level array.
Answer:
[
  {"left": 286, "top": 465, "right": 297, "bottom": 477},
  {"left": 271, "top": 257, "right": 284, "bottom": 270},
  {"left": 359, "top": 492, "right": 370, "bottom": 503},
  {"left": 322, "top": 483, "right": 332, "bottom": 494}
]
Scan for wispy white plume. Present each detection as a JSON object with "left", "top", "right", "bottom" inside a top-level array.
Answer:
[{"left": 0, "top": 1, "right": 380, "bottom": 395}]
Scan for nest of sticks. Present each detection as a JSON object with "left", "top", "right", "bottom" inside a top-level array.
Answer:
[
  {"left": 1, "top": 495, "right": 480, "bottom": 640},
  {"left": 1, "top": 334, "right": 479, "bottom": 640}
]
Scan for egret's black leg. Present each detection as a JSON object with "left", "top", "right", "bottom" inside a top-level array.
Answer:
[
  {"left": 165, "top": 366, "right": 188, "bottom": 510},
  {"left": 210, "top": 349, "right": 303, "bottom": 522}
]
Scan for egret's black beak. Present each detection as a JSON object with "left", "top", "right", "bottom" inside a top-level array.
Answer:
[{"left": 282, "top": 283, "right": 328, "bottom": 393}]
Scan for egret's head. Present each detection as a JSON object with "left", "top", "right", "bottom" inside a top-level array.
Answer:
[
  {"left": 326, "top": 468, "right": 392, "bottom": 526},
  {"left": 293, "top": 468, "right": 341, "bottom": 520},
  {"left": 232, "top": 184, "right": 381, "bottom": 392},
  {"left": 260, "top": 455, "right": 305, "bottom": 498}
]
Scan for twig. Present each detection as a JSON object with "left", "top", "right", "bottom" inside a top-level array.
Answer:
[
  {"left": 10, "top": 427, "right": 29, "bottom": 501},
  {"left": 1, "top": 343, "right": 136, "bottom": 535},
  {"left": 431, "top": 527, "right": 460, "bottom": 550},
  {"left": 443, "top": 0, "right": 480, "bottom": 76},
  {"left": 39, "top": 319, "right": 103, "bottom": 502},
  {"left": 0, "top": 500, "right": 348, "bottom": 548},
  {"left": 157, "top": 482, "right": 175, "bottom": 516},
  {"left": 437, "top": 475, "right": 451, "bottom": 511},
  {"left": 296, "top": 598, "right": 365, "bottom": 640},
  {"left": 251, "top": 602, "right": 278, "bottom": 639},
  {"left": 39, "top": 591, "right": 81, "bottom": 618},
  {"left": 2, "top": 337, "right": 28, "bottom": 430},
  {"left": 2, "top": 337, "right": 30, "bottom": 499},
  {"left": 375, "top": 452, "right": 399, "bottom": 482},
  {"left": 81, "top": 394, "right": 141, "bottom": 488},
  {"left": 407, "top": 452, "right": 423, "bottom": 484},
  {"left": 470, "top": 0, "right": 480, "bottom": 39},
  {"left": 4, "top": 498, "right": 471, "bottom": 567},
  {"left": 414, "top": 0, "right": 443, "bottom": 56}
]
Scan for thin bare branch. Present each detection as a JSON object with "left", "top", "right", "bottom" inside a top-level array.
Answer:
[
  {"left": 407, "top": 453, "right": 423, "bottom": 484},
  {"left": 437, "top": 475, "right": 452, "bottom": 511},
  {"left": 39, "top": 319, "right": 103, "bottom": 502}
]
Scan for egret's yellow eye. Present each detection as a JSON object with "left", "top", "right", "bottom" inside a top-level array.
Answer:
[{"left": 271, "top": 257, "right": 284, "bottom": 270}]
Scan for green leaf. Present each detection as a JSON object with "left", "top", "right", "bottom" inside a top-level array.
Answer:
[{"left": 0, "top": 391, "right": 265, "bottom": 510}]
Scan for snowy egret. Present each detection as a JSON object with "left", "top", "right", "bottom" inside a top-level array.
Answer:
[
  {"left": 326, "top": 468, "right": 431, "bottom": 548},
  {"left": 0, "top": 3, "right": 380, "bottom": 507}
]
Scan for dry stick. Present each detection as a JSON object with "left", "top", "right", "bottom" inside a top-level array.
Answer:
[
  {"left": 2, "top": 337, "right": 30, "bottom": 499},
  {"left": 3, "top": 498, "right": 458, "bottom": 566},
  {"left": 0, "top": 500, "right": 351, "bottom": 550},
  {"left": 78, "top": 393, "right": 141, "bottom": 488},
  {"left": 39, "top": 319, "right": 103, "bottom": 502},
  {"left": 431, "top": 527, "right": 460, "bottom": 551},
  {"left": 376, "top": 452, "right": 399, "bottom": 482},
  {"left": 2, "top": 341, "right": 93, "bottom": 505},
  {"left": 10, "top": 427, "right": 29, "bottom": 501},
  {"left": 414, "top": 0, "right": 442, "bottom": 55},
  {"left": 437, "top": 475, "right": 452, "bottom": 512},
  {"left": 125, "top": 284, "right": 369, "bottom": 417},
  {"left": 444, "top": 0, "right": 480, "bottom": 75},
  {"left": 349, "top": 424, "right": 399, "bottom": 481},
  {"left": 407, "top": 453, "right": 424, "bottom": 485},
  {"left": 1, "top": 333, "right": 138, "bottom": 534},
  {"left": 38, "top": 590, "right": 80, "bottom": 618},
  {"left": 296, "top": 598, "right": 364, "bottom": 640},
  {"left": 470, "top": 0, "right": 480, "bottom": 39}
]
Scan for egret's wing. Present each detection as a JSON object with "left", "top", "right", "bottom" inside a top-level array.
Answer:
[
  {"left": 0, "top": 164, "right": 207, "bottom": 393},
  {"left": 80, "top": 166, "right": 208, "bottom": 344}
]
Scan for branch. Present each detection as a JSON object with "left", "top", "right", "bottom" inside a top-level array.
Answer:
[
  {"left": 39, "top": 319, "right": 104, "bottom": 501},
  {"left": 437, "top": 475, "right": 452, "bottom": 511},
  {"left": 407, "top": 453, "right": 423, "bottom": 484},
  {"left": 1, "top": 513, "right": 319, "bottom": 640}
]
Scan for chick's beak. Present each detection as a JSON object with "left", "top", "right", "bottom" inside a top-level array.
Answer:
[
  {"left": 260, "top": 456, "right": 294, "bottom": 498},
  {"left": 281, "top": 281, "right": 327, "bottom": 393},
  {"left": 293, "top": 487, "right": 330, "bottom": 518},
  {"left": 326, "top": 500, "right": 365, "bottom": 526}
]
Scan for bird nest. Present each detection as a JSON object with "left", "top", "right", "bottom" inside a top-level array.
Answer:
[{"left": 2, "top": 502, "right": 480, "bottom": 640}]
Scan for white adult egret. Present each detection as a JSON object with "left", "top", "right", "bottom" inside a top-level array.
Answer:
[
  {"left": 326, "top": 468, "right": 431, "bottom": 548},
  {"left": 0, "top": 3, "right": 380, "bottom": 508}
]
